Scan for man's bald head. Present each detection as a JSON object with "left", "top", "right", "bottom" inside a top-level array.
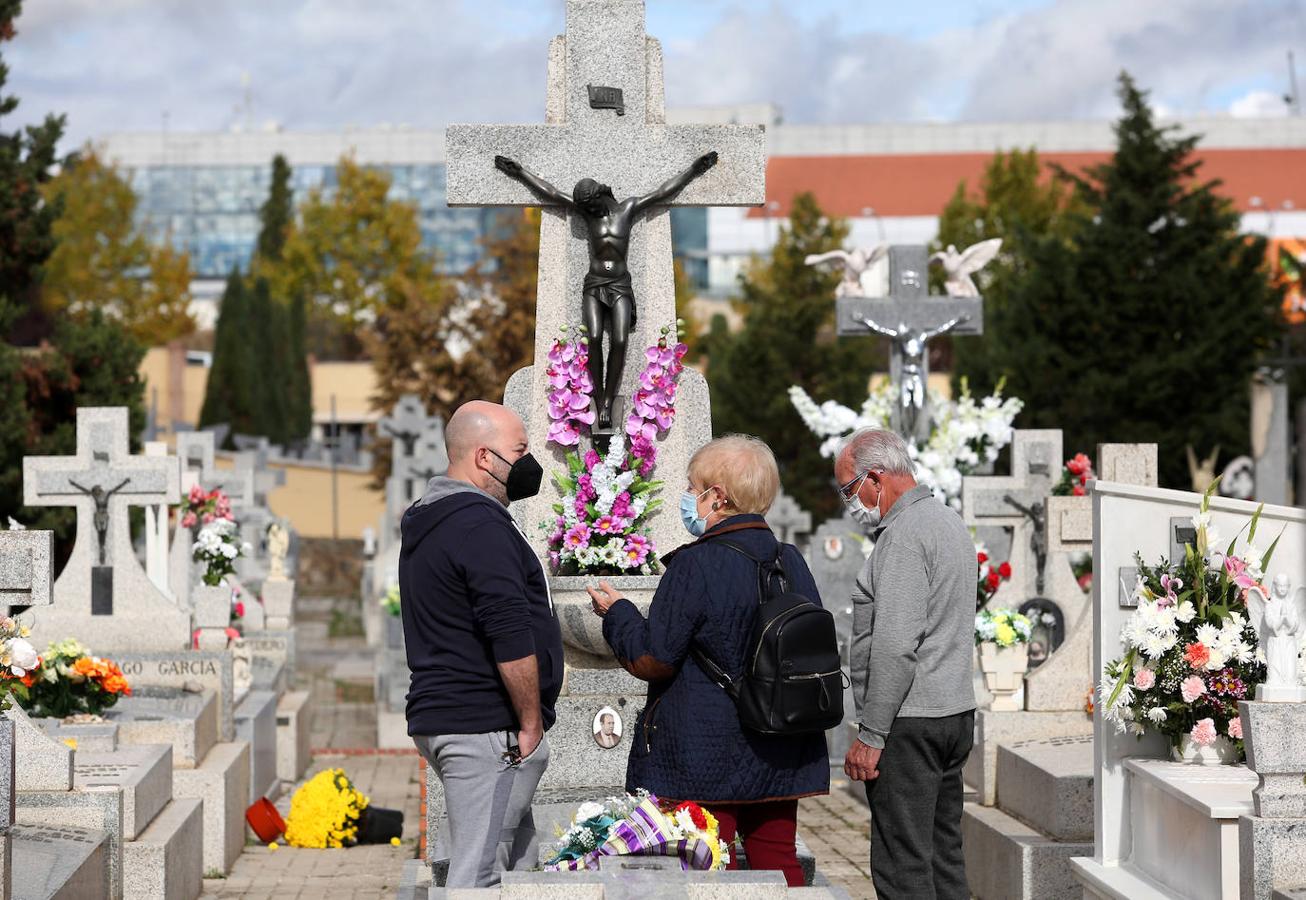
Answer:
[{"left": 445, "top": 401, "right": 529, "bottom": 503}]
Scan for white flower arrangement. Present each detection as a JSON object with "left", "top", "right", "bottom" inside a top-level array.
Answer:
[
  {"left": 192, "top": 518, "right": 250, "bottom": 587},
  {"left": 789, "top": 379, "right": 1023, "bottom": 509}
]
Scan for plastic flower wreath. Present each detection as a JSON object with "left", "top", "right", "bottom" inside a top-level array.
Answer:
[
  {"left": 1098, "top": 485, "right": 1275, "bottom": 759},
  {"left": 789, "top": 377, "right": 1022, "bottom": 510},
  {"left": 1052, "top": 452, "right": 1095, "bottom": 497},
  {"left": 542, "top": 323, "right": 688, "bottom": 576},
  {"left": 284, "top": 768, "right": 370, "bottom": 849},
  {"left": 8, "top": 638, "right": 132, "bottom": 718},
  {"left": 975, "top": 608, "right": 1032, "bottom": 648},
  {"left": 545, "top": 791, "right": 729, "bottom": 872}
]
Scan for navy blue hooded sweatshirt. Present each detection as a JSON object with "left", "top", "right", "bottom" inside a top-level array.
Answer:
[{"left": 399, "top": 476, "right": 563, "bottom": 737}]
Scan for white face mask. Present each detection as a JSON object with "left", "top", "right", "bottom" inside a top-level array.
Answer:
[{"left": 845, "top": 485, "right": 882, "bottom": 529}]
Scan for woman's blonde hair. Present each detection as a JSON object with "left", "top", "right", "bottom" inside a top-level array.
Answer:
[{"left": 688, "top": 434, "right": 781, "bottom": 515}]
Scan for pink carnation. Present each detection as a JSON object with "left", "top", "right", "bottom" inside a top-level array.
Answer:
[
  {"left": 181, "top": 512, "right": 197, "bottom": 528},
  {"left": 1133, "top": 668, "right": 1156, "bottom": 690},
  {"left": 1180, "top": 675, "right": 1207, "bottom": 703},
  {"left": 1190, "top": 717, "right": 1218, "bottom": 747},
  {"left": 1227, "top": 716, "right": 1243, "bottom": 740}
]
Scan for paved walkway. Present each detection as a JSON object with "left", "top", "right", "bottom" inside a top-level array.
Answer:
[{"left": 200, "top": 595, "right": 877, "bottom": 898}]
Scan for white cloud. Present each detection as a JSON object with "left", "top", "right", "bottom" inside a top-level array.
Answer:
[
  {"left": 1229, "top": 89, "right": 1290, "bottom": 118},
  {"left": 3, "top": 0, "right": 1304, "bottom": 149}
]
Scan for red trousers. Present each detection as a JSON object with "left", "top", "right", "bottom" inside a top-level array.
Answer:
[{"left": 707, "top": 798, "right": 803, "bottom": 887}]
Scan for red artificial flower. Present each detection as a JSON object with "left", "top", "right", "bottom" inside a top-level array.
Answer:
[
  {"left": 1072, "top": 485, "right": 1086, "bottom": 497},
  {"left": 1184, "top": 642, "right": 1210, "bottom": 669},
  {"left": 998, "top": 562, "right": 1012, "bottom": 579},
  {"left": 234, "top": 602, "right": 245, "bottom": 618},
  {"left": 986, "top": 573, "right": 1001, "bottom": 591},
  {"left": 976, "top": 552, "right": 989, "bottom": 565},
  {"left": 674, "top": 801, "right": 709, "bottom": 831}
]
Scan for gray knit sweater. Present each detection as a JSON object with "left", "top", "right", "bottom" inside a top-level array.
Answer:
[{"left": 850, "top": 484, "right": 978, "bottom": 749}]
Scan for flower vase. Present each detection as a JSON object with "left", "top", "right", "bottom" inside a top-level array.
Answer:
[
  {"left": 1171, "top": 735, "right": 1239, "bottom": 765},
  {"left": 979, "top": 642, "right": 1028, "bottom": 712}
]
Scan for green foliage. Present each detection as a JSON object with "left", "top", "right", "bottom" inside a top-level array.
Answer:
[
  {"left": 934, "top": 148, "right": 1084, "bottom": 395},
  {"left": 256, "top": 154, "right": 293, "bottom": 263},
  {"left": 1, "top": 310, "right": 145, "bottom": 554},
  {"left": 40, "top": 147, "right": 194, "bottom": 345},
  {"left": 286, "top": 291, "right": 312, "bottom": 444},
  {"left": 990, "top": 74, "right": 1285, "bottom": 488},
  {"left": 198, "top": 270, "right": 257, "bottom": 442},
  {"left": 248, "top": 277, "right": 290, "bottom": 443},
  {"left": 0, "top": 0, "right": 67, "bottom": 341},
  {"left": 707, "top": 193, "right": 878, "bottom": 521}
]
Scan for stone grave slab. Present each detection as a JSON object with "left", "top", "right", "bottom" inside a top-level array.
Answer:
[
  {"left": 963, "top": 801, "right": 1092, "bottom": 900},
  {"left": 105, "top": 686, "right": 218, "bottom": 769},
  {"left": 7, "top": 705, "right": 74, "bottom": 791},
  {"left": 249, "top": 654, "right": 287, "bottom": 694},
  {"left": 73, "top": 744, "right": 172, "bottom": 842},
  {"left": 0, "top": 528, "right": 53, "bottom": 608},
  {"left": 995, "top": 735, "right": 1093, "bottom": 841},
  {"left": 963, "top": 708, "right": 1091, "bottom": 807},
  {"left": 23, "top": 407, "right": 187, "bottom": 650},
  {"left": 260, "top": 580, "right": 295, "bottom": 631},
  {"left": 171, "top": 741, "right": 249, "bottom": 875},
  {"left": 116, "top": 651, "right": 236, "bottom": 742},
  {"left": 36, "top": 718, "right": 119, "bottom": 753},
  {"left": 275, "top": 691, "right": 313, "bottom": 785},
  {"left": 16, "top": 784, "right": 124, "bottom": 899},
  {"left": 9, "top": 823, "right": 108, "bottom": 900},
  {"left": 235, "top": 690, "right": 278, "bottom": 802},
  {"left": 121, "top": 796, "right": 203, "bottom": 900}
]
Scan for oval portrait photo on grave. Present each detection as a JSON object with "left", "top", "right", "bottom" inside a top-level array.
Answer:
[{"left": 592, "top": 706, "right": 623, "bottom": 750}]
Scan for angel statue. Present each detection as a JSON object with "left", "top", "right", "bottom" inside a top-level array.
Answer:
[
  {"left": 1247, "top": 573, "right": 1306, "bottom": 701},
  {"left": 804, "top": 244, "right": 888, "bottom": 298},
  {"left": 494, "top": 150, "right": 719, "bottom": 429},
  {"left": 266, "top": 521, "right": 290, "bottom": 582},
  {"left": 930, "top": 238, "right": 1002, "bottom": 297},
  {"left": 862, "top": 314, "right": 970, "bottom": 442}
]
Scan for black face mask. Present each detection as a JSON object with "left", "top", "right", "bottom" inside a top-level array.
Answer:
[{"left": 488, "top": 449, "right": 544, "bottom": 502}]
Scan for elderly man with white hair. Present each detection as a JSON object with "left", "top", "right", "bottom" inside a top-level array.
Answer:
[{"left": 834, "top": 427, "right": 977, "bottom": 900}]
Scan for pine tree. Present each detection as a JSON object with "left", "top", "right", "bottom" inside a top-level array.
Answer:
[
  {"left": 708, "top": 193, "right": 881, "bottom": 521},
  {"left": 933, "top": 148, "right": 1083, "bottom": 395},
  {"left": 0, "top": 0, "right": 66, "bottom": 343},
  {"left": 998, "top": 74, "right": 1285, "bottom": 488},
  {"left": 198, "top": 270, "right": 258, "bottom": 441}
]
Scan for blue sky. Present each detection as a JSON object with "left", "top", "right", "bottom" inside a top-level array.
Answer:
[{"left": 5, "top": 0, "right": 1303, "bottom": 149}]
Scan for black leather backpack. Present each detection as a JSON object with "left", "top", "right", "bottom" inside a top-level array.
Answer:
[{"left": 691, "top": 540, "right": 846, "bottom": 736}]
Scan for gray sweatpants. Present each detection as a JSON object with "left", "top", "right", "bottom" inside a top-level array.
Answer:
[{"left": 414, "top": 730, "right": 550, "bottom": 889}]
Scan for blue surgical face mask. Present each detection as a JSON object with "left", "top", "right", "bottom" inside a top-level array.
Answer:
[{"left": 680, "top": 487, "right": 711, "bottom": 537}]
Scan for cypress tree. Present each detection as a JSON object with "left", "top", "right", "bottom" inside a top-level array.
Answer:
[
  {"left": 199, "top": 269, "right": 257, "bottom": 442},
  {"left": 286, "top": 291, "right": 312, "bottom": 445},
  {"left": 997, "top": 74, "right": 1284, "bottom": 488},
  {"left": 256, "top": 154, "right": 293, "bottom": 263},
  {"left": 247, "top": 276, "right": 289, "bottom": 443}
]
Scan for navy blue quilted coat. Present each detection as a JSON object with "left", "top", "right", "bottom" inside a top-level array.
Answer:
[{"left": 602, "top": 515, "right": 831, "bottom": 803}]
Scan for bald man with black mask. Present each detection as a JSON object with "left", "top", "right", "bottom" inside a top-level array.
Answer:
[{"left": 400, "top": 400, "right": 563, "bottom": 889}]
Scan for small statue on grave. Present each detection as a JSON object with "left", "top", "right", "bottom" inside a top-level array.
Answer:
[
  {"left": 929, "top": 238, "right": 1002, "bottom": 297},
  {"left": 860, "top": 314, "right": 970, "bottom": 442},
  {"left": 493, "top": 150, "right": 719, "bottom": 428},
  {"left": 67, "top": 477, "right": 130, "bottom": 565},
  {"left": 1003, "top": 493, "right": 1049, "bottom": 596},
  {"left": 1247, "top": 573, "right": 1306, "bottom": 701},
  {"left": 804, "top": 244, "right": 888, "bottom": 298},
  {"left": 266, "top": 522, "right": 289, "bottom": 581}
]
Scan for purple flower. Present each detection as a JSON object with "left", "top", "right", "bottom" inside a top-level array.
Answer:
[
  {"left": 623, "top": 534, "right": 652, "bottom": 567},
  {"left": 583, "top": 450, "right": 601, "bottom": 469},
  {"left": 548, "top": 551, "right": 561, "bottom": 570},
  {"left": 547, "top": 420, "right": 580, "bottom": 446},
  {"left": 563, "top": 524, "right": 591, "bottom": 550},
  {"left": 611, "top": 492, "right": 633, "bottom": 519}
]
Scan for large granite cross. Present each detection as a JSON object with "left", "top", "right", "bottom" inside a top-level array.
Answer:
[
  {"left": 377, "top": 394, "right": 443, "bottom": 501},
  {"left": 444, "top": 0, "right": 762, "bottom": 560},
  {"left": 962, "top": 429, "right": 1063, "bottom": 606},
  {"left": 175, "top": 432, "right": 254, "bottom": 507},
  {"left": 23, "top": 408, "right": 190, "bottom": 649},
  {"left": 836, "top": 245, "right": 985, "bottom": 441}
]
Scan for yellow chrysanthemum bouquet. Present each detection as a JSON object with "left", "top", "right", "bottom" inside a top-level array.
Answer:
[{"left": 282, "top": 768, "right": 405, "bottom": 849}]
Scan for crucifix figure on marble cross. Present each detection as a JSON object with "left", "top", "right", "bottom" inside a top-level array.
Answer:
[
  {"left": 23, "top": 407, "right": 179, "bottom": 616},
  {"left": 492, "top": 149, "right": 718, "bottom": 428},
  {"left": 175, "top": 431, "right": 254, "bottom": 508},
  {"left": 445, "top": 0, "right": 765, "bottom": 433},
  {"left": 961, "top": 429, "right": 1062, "bottom": 608},
  {"left": 377, "top": 394, "right": 443, "bottom": 502},
  {"left": 836, "top": 245, "right": 985, "bottom": 444}
]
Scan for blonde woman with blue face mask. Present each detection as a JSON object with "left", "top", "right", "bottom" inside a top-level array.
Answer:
[{"left": 585, "top": 434, "right": 830, "bottom": 887}]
